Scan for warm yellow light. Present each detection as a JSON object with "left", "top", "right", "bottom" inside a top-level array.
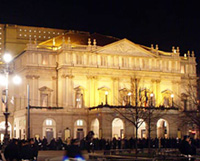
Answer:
[
  {"left": 3, "top": 53, "right": 12, "bottom": 63},
  {"left": 128, "top": 92, "right": 131, "bottom": 96},
  {"left": 171, "top": 94, "right": 174, "bottom": 98},
  {"left": 13, "top": 75, "right": 22, "bottom": 85},
  {"left": 150, "top": 93, "right": 154, "bottom": 97},
  {"left": 105, "top": 91, "right": 108, "bottom": 95}
]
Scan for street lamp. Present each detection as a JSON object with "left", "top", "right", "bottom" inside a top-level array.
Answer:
[
  {"left": 0, "top": 53, "right": 21, "bottom": 145},
  {"left": 105, "top": 91, "right": 108, "bottom": 105},
  {"left": 171, "top": 94, "right": 174, "bottom": 107}
]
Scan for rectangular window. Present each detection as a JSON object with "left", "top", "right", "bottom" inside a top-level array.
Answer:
[
  {"left": 76, "top": 54, "right": 83, "bottom": 64},
  {"left": 42, "top": 55, "right": 48, "bottom": 65},
  {"left": 46, "top": 119, "right": 53, "bottom": 126},
  {"left": 77, "top": 120, "right": 83, "bottom": 126},
  {"left": 181, "top": 65, "right": 185, "bottom": 74},
  {"left": 41, "top": 94, "right": 48, "bottom": 106}
]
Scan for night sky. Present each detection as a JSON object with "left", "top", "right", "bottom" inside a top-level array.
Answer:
[{"left": 1, "top": 0, "right": 200, "bottom": 72}]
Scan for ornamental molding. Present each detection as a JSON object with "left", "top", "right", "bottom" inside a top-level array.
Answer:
[
  {"left": 39, "top": 86, "right": 53, "bottom": 92},
  {"left": 26, "top": 75, "right": 40, "bottom": 79},
  {"left": 96, "top": 38, "right": 157, "bottom": 57}
]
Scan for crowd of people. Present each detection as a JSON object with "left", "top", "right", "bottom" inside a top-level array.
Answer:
[
  {"left": 0, "top": 138, "right": 38, "bottom": 161},
  {"left": 0, "top": 134, "right": 199, "bottom": 160}
]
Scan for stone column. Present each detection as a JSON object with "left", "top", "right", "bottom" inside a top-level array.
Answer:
[
  {"left": 156, "top": 80, "right": 161, "bottom": 106},
  {"left": 172, "top": 80, "right": 180, "bottom": 104},
  {"left": 93, "top": 76, "right": 98, "bottom": 106},
  {"left": 67, "top": 75, "right": 74, "bottom": 107},
  {"left": 151, "top": 79, "right": 157, "bottom": 105},
  {"left": 112, "top": 77, "right": 119, "bottom": 105},
  {"left": 86, "top": 76, "right": 92, "bottom": 107},
  {"left": 52, "top": 76, "right": 57, "bottom": 107},
  {"left": 61, "top": 74, "right": 67, "bottom": 108},
  {"left": 33, "top": 75, "right": 39, "bottom": 106}
]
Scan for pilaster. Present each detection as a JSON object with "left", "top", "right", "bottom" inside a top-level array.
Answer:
[
  {"left": 156, "top": 79, "right": 161, "bottom": 106},
  {"left": 112, "top": 77, "right": 119, "bottom": 105}
]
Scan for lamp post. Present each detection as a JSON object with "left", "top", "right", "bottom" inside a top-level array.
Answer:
[
  {"left": 171, "top": 94, "right": 174, "bottom": 107},
  {"left": 128, "top": 92, "right": 131, "bottom": 105},
  {"left": 27, "top": 84, "right": 30, "bottom": 140},
  {"left": 0, "top": 53, "right": 21, "bottom": 145},
  {"left": 105, "top": 91, "right": 108, "bottom": 105},
  {"left": 148, "top": 93, "right": 154, "bottom": 153}
]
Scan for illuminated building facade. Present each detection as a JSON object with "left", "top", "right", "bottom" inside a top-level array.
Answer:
[{"left": 0, "top": 24, "right": 197, "bottom": 142}]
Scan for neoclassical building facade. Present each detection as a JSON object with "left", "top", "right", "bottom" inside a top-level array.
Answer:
[{"left": 0, "top": 24, "right": 197, "bottom": 142}]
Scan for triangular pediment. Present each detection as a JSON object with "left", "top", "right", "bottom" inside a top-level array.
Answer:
[
  {"left": 161, "top": 89, "right": 172, "bottom": 94},
  {"left": 98, "top": 86, "right": 110, "bottom": 91},
  {"left": 39, "top": 86, "right": 53, "bottom": 92},
  {"left": 96, "top": 38, "right": 157, "bottom": 57}
]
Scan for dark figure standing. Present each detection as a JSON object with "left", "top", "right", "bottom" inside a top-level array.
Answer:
[
  {"left": 179, "top": 135, "right": 196, "bottom": 155},
  {"left": 4, "top": 139, "right": 20, "bottom": 161},
  {"left": 29, "top": 138, "right": 39, "bottom": 160},
  {"left": 42, "top": 137, "right": 48, "bottom": 150},
  {"left": 20, "top": 140, "right": 34, "bottom": 160},
  {"left": 65, "top": 139, "right": 83, "bottom": 159},
  {"left": 86, "top": 131, "right": 94, "bottom": 153}
]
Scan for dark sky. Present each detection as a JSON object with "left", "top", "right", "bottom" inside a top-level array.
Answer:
[{"left": 1, "top": 0, "right": 200, "bottom": 69}]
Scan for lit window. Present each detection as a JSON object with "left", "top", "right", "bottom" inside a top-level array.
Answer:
[
  {"left": 181, "top": 65, "right": 185, "bottom": 74},
  {"left": 48, "top": 32, "right": 50, "bottom": 34},
  {"left": 39, "top": 31, "right": 41, "bottom": 33},
  {"left": 58, "top": 33, "right": 60, "bottom": 35},
  {"left": 44, "top": 31, "right": 46, "bottom": 33},
  {"left": 29, "top": 35, "right": 32, "bottom": 37},
  {"left": 48, "top": 36, "right": 50, "bottom": 38},
  {"left": 0, "top": 27, "right": 2, "bottom": 29},
  {"left": 29, "top": 30, "right": 31, "bottom": 32},
  {"left": 19, "top": 34, "right": 22, "bottom": 36},
  {"left": 0, "top": 48, "right": 1, "bottom": 50},
  {"left": 19, "top": 29, "right": 22, "bottom": 31},
  {"left": 24, "top": 29, "right": 27, "bottom": 32},
  {"left": 0, "top": 33, "right": 1, "bottom": 35},
  {"left": 77, "top": 120, "right": 83, "bottom": 126},
  {"left": 46, "top": 119, "right": 52, "bottom": 126},
  {"left": 34, "top": 35, "right": 36, "bottom": 37},
  {"left": 53, "top": 32, "right": 55, "bottom": 34},
  {"left": 44, "top": 36, "right": 46, "bottom": 38},
  {"left": 34, "top": 30, "right": 36, "bottom": 32},
  {"left": 0, "top": 38, "right": 1, "bottom": 39},
  {"left": 39, "top": 36, "right": 41, "bottom": 38},
  {"left": 24, "top": 35, "right": 27, "bottom": 37}
]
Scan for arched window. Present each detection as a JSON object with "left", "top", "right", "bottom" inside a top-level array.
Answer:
[
  {"left": 112, "top": 118, "right": 124, "bottom": 139},
  {"left": 74, "top": 119, "right": 87, "bottom": 140},
  {"left": 138, "top": 119, "right": 146, "bottom": 138},
  {"left": 157, "top": 119, "right": 169, "bottom": 138},
  {"left": 43, "top": 118, "right": 56, "bottom": 143},
  {"left": 91, "top": 118, "right": 99, "bottom": 138},
  {"left": 0, "top": 121, "right": 12, "bottom": 141}
]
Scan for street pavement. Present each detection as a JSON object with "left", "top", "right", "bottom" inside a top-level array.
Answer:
[{"left": 38, "top": 150, "right": 90, "bottom": 161}]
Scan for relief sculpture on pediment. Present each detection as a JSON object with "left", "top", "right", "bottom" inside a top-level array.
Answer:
[{"left": 113, "top": 43, "right": 136, "bottom": 53}]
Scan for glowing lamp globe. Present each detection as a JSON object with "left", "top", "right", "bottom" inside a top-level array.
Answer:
[{"left": 3, "top": 53, "right": 12, "bottom": 63}]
